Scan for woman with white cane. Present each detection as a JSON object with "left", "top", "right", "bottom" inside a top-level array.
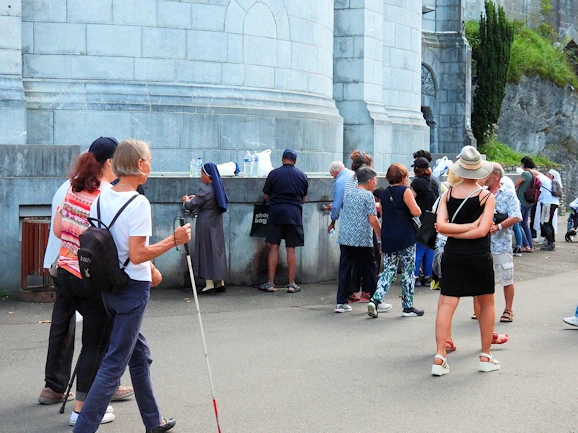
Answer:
[{"left": 73, "top": 139, "right": 191, "bottom": 433}]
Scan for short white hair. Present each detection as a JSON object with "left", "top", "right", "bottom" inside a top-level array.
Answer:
[
  {"left": 328, "top": 161, "right": 344, "bottom": 172},
  {"left": 492, "top": 162, "right": 504, "bottom": 179}
]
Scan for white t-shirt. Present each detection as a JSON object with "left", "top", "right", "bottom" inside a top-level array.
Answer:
[
  {"left": 44, "top": 180, "right": 71, "bottom": 269},
  {"left": 90, "top": 189, "right": 152, "bottom": 282},
  {"left": 538, "top": 174, "right": 559, "bottom": 205}
]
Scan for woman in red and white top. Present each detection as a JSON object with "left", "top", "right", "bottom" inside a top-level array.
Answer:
[{"left": 51, "top": 139, "right": 118, "bottom": 426}]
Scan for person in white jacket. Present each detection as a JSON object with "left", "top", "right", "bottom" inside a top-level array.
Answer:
[{"left": 533, "top": 169, "right": 561, "bottom": 251}]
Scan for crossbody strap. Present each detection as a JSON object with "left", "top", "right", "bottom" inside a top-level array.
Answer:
[
  {"left": 96, "top": 194, "right": 139, "bottom": 268},
  {"left": 450, "top": 187, "right": 483, "bottom": 223}
]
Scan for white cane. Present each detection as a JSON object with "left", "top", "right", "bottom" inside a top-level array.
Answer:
[{"left": 179, "top": 217, "right": 222, "bottom": 433}]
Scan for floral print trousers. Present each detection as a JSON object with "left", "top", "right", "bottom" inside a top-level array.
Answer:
[{"left": 372, "top": 244, "right": 416, "bottom": 309}]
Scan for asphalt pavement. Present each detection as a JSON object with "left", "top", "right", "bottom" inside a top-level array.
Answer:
[{"left": 1, "top": 227, "right": 577, "bottom": 433}]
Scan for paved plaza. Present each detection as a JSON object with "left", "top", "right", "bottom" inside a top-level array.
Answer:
[{"left": 1, "top": 226, "right": 577, "bottom": 433}]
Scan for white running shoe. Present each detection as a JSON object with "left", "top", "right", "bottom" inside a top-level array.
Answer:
[
  {"left": 377, "top": 303, "right": 393, "bottom": 313},
  {"left": 69, "top": 407, "right": 115, "bottom": 426},
  {"left": 563, "top": 316, "right": 578, "bottom": 327},
  {"left": 335, "top": 304, "right": 352, "bottom": 313}
]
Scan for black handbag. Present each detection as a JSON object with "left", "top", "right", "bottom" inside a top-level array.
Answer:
[{"left": 416, "top": 211, "right": 437, "bottom": 249}]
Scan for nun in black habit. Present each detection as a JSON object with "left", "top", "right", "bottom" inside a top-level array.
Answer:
[{"left": 182, "top": 162, "right": 229, "bottom": 294}]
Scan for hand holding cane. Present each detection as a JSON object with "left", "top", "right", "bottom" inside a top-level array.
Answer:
[{"left": 179, "top": 217, "right": 222, "bottom": 433}]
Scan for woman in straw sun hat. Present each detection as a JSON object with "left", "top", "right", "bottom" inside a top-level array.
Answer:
[{"left": 431, "top": 146, "right": 500, "bottom": 376}]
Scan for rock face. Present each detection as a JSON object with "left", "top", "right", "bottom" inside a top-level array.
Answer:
[{"left": 497, "top": 75, "right": 578, "bottom": 203}]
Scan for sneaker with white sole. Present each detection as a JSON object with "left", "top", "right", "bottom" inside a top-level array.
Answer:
[
  {"left": 367, "top": 302, "right": 378, "bottom": 318},
  {"left": 377, "top": 303, "right": 392, "bottom": 313},
  {"left": 69, "top": 407, "right": 115, "bottom": 426},
  {"left": 402, "top": 307, "right": 424, "bottom": 317},
  {"left": 335, "top": 304, "right": 352, "bottom": 313},
  {"left": 563, "top": 316, "right": 578, "bottom": 327}
]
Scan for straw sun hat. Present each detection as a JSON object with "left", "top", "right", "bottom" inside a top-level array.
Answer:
[{"left": 449, "top": 146, "right": 492, "bottom": 180}]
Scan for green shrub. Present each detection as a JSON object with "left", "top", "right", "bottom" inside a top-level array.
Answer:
[
  {"left": 479, "top": 136, "right": 559, "bottom": 166},
  {"left": 509, "top": 25, "right": 578, "bottom": 88},
  {"left": 468, "top": 18, "right": 578, "bottom": 88}
]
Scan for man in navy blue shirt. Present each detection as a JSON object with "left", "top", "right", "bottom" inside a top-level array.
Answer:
[{"left": 259, "top": 149, "right": 308, "bottom": 293}]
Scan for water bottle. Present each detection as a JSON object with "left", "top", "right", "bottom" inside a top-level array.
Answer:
[
  {"left": 196, "top": 157, "right": 203, "bottom": 177},
  {"left": 328, "top": 228, "right": 336, "bottom": 239},
  {"left": 243, "top": 151, "right": 251, "bottom": 177},
  {"left": 252, "top": 151, "right": 260, "bottom": 177},
  {"left": 189, "top": 156, "right": 195, "bottom": 177}
]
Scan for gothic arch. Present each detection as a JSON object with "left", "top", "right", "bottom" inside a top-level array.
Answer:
[
  {"left": 225, "top": 0, "right": 290, "bottom": 40},
  {"left": 421, "top": 63, "right": 437, "bottom": 98}
]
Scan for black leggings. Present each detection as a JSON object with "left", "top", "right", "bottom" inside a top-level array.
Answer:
[{"left": 55, "top": 268, "right": 112, "bottom": 400}]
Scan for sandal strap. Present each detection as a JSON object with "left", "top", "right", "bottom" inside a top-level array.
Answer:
[
  {"left": 434, "top": 354, "right": 448, "bottom": 367},
  {"left": 480, "top": 353, "right": 500, "bottom": 364}
]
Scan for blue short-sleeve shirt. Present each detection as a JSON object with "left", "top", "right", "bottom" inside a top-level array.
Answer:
[
  {"left": 263, "top": 164, "right": 309, "bottom": 226},
  {"left": 337, "top": 187, "right": 377, "bottom": 247}
]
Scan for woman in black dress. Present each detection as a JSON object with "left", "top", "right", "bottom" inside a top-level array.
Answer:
[{"left": 432, "top": 146, "right": 499, "bottom": 376}]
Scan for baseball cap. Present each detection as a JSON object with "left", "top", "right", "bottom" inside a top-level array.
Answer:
[
  {"left": 88, "top": 137, "right": 118, "bottom": 163},
  {"left": 411, "top": 157, "right": 429, "bottom": 169},
  {"left": 282, "top": 148, "right": 297, "bottom": 160}
]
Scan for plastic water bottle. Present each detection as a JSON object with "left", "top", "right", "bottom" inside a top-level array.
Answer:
[
  {"left": 195, "top": 157, "right": 203, "bottom": 177},
  {"left": 252, "top": 151, "right": 259, "bottom": 177},
  {"left": 243, "top": 151, "right": 251, "bottom": 177},
  {"left": 189, "top": 157, "right": 195, "bottom": 177},
  {"left": 328, "top": 228, "right": 336, "bottom": 239}
]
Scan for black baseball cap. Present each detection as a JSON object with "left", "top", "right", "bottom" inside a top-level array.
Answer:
[
  {"left": 88, "top": 137, "right": 118, "bottom": 163},
  {"left": 411, "top": 157, "right": 429, "bottom": 169},
  {"left": 282, "top": 148, "right": 297, "bottom": 161}
]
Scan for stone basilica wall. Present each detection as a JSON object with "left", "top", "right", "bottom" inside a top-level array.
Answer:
[{"left": 17, "top": 0, "right": 343, "bottom": 172}]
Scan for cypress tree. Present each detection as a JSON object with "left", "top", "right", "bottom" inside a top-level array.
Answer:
[{"left": 471, "top": 1, "right": 514, "bottom": 145}]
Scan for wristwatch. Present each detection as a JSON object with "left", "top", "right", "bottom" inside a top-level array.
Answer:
[{"left": 497, "top": 223, "right": 503, "bottom": 230}]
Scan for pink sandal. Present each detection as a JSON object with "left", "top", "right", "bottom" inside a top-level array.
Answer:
[{"left": 492, "top": 332, "right": 510, "bottom": 344}]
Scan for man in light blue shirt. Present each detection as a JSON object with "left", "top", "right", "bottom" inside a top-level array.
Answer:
[{"left": 326, "top": 161, "right": 354, "bottom": 234}]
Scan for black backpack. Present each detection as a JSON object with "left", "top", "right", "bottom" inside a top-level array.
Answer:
[{"left": 78, "top": 194, "right": 139, "bottom": 294}]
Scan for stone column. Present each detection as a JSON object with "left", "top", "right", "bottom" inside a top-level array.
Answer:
[
  {"left": 0, "top": 0, "right": 26, "bottom": 144},
  {"left": 422, "top": 0, "right": 475, "bottom": 153},
  {"left": 333, "top": 0, "right": 391, "bottom": 168},
  {"left": 382, "top": 0, "right": 429, "bottom": 166}
]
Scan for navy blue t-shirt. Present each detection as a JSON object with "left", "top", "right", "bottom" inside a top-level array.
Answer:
[{"left": 263, "top": 164, "right": 308, "bottom": 226}]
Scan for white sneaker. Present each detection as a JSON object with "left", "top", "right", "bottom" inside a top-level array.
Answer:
[
  {"left": 563, "top": 316, "right": 578, "bottom": 327},
  {"left": 377, "top": 303, "right": 393, "bottom": 313},
  {"left": 533, "top": 236, "right": 545, "bottom": 245},
  {"left": 69, "top": 407, "right": 115, "bottom": 426},
  {"left": 335, "top": 304, "right": 352, "bottom": 313}
]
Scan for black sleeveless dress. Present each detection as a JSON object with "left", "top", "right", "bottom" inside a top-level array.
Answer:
[{"left": 440, "top": 191, "right": 495, "bottom": 297}]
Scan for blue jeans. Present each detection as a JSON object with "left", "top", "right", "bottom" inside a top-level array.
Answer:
[
  {"left": 414, "top": 243, "right": 434, "bottom": 277},
  {"left": 520, "top": 205, "right": 533, "bottom": 248},
  {"left": 513, "top": 222, "right": 522, "bottom": 248},
  {"left": 73, "top": 279, "right": 162, "bottom": 433}
]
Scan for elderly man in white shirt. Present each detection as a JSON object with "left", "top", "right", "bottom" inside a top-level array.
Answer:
[{"left": 533, "top": 169, "right": 562, "bottom": 251}]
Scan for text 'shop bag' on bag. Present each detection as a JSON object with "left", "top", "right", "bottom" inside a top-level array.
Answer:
[{"left": 78, "top": 195, "right": 138, "bottom": 294}]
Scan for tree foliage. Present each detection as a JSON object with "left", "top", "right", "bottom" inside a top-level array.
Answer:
[{"left": 471, "top": 1, "right": 515, "bottom": 145}]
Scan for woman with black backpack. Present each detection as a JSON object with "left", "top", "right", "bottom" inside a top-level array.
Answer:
[{"left": 72, "top": 139, "right": 191, "bottom": 433}]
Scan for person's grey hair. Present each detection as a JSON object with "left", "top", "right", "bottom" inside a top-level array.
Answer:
[
  {"left": 356, "top": 166, "right": 377, "bottom": 184},
  {"left": 492, "top": 162, "right": 504, "bottom": 179},
  {"left": 328, "top": 161, "right": 344, "bottom": 173},
  {"left": 112, "top": 139, "right": 151, "bottom": 177}
]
